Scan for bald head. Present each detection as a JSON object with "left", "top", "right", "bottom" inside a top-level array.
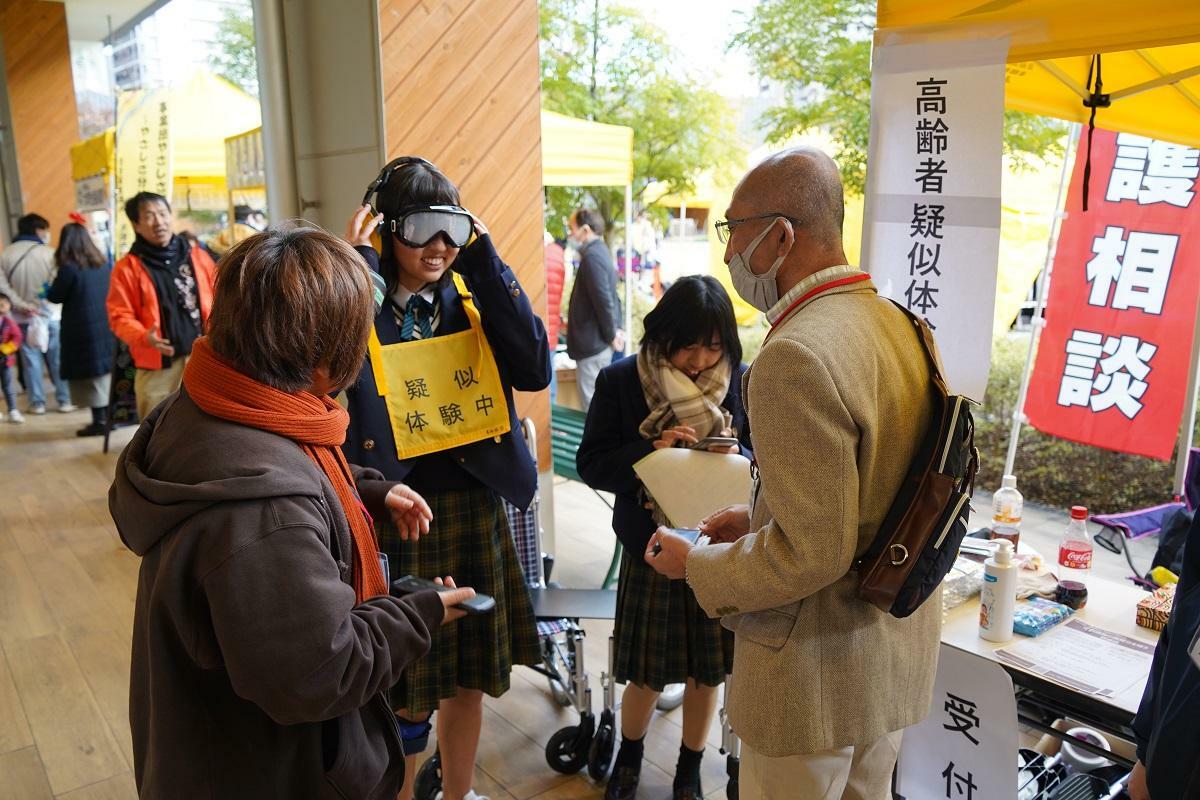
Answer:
[{"left": 735, "top": 146, "right": 845, "bottom": 246}]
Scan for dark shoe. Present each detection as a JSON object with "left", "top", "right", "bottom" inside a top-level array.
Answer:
[
  {"left": 605, "top": 766, "right": 640, "bottom": 800},
  {"left": 76, "top": 423, "right": 106, "bottom": 437},
  {"left": 673, "top": 785, "right": 702, "bottom": 800}
]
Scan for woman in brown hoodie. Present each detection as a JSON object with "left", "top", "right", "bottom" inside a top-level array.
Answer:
[{"left": 109, "top": 225, "right": 474, "bottom": 800}]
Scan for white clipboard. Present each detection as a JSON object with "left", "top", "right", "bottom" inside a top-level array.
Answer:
[{"left": 633, "top": 448, "right": 753, "bottom": 528}]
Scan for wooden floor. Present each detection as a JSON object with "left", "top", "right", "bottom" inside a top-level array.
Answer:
[{"left": 0, "top": 407, "right": 734, "bottom": 799}]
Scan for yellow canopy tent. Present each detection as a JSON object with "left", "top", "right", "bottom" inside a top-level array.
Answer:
[
  {"left": 540, "top": 110, "right": 633, "bottom": 187},
  {"left": 169, "top": 72, "right": 262, "bottom": 200},
  {"left": 540, "top": 109, "right": 637, "bottom": 341},
  {"left": 874, "top": 0, "right": 1200, "bottom": 487},
  {"left": 875, "top": 1, "right": 1200, "bottom": 147}
]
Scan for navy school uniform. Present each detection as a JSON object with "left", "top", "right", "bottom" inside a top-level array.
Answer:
[
  {"left": 343, "top": 235, "right": 550, "bottom": 509},
  {"left": 342, "top": 234, "right": 550, "bottom": 713},
  {"left": 575, "top": 354, "right": 751, "bottom": 690}
]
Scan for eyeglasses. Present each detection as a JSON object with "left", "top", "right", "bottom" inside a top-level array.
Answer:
[{"left": 714, "top": 213, "right": 800, "bottom": 244}]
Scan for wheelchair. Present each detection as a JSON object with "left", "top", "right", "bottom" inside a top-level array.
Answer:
[{"left": 413, "top": 419, "right": 738, "bottom": 798}]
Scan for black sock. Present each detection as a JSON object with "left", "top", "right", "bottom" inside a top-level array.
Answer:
[
  {"left": 613, "top": 735, "right": 645, "bottom": 772},
  {"left": 673, "top": 744, "right": 703, "bottom": 790},
  {"left": 91, "top": 406, "right": 107, "bottom": 425}
]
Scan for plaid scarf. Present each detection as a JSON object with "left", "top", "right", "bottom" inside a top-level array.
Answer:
[{"left": 636, "top": 347, "right": 732, "bottom": 441}]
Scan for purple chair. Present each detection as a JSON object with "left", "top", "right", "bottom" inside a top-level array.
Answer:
[{"left": 1091, "top": 446, "right": 1200, "bottom": 540}]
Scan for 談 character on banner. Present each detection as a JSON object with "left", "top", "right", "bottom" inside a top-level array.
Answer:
[{"left": 1057, "top": 330, "right": 1157, "bottom": 419}]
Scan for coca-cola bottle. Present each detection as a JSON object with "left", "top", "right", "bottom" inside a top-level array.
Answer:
[{"left": 1057, "top": 505, "right": 1093, "bottom": 585}]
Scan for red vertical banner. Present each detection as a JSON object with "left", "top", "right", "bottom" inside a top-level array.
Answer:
[{"left": 1026, "top": 129, "right": 1200, "bottom": 461}]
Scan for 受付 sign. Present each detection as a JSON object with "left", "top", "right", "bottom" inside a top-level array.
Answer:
[
  {"left": 896, "top": 644, "right": 1017, "bottom": 800},
  {"left": 1025, "top": 130, "right": 1200, "bottom": 460},
  {"left": 862, "top": 37, "right": 1010, "bottom": 401}
]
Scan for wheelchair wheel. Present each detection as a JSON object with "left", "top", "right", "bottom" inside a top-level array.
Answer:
[
  {"left": 586, "top": 708, "right": 615, "bottom": 781},
  {"left": 545, "top": 716, "right": 595, "bottom": 774},
  {"left": 657, "top": 683, "right": 685, "bottom": 711},
  {"left": 414, "top": 752, "right": 442, "bottom": 800}
]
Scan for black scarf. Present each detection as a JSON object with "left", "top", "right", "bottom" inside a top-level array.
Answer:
[{"left": 131, "top": 235, "right": 201, "bottom": 365}]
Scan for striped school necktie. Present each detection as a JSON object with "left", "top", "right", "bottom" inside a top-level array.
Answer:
[{"left": 399, "top": 294, "right": 435, "bottom": 341}]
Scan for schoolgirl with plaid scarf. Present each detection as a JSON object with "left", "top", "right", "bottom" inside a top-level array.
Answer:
[{"left": 577, "top": 275, "right": 752, "bottom": 800}]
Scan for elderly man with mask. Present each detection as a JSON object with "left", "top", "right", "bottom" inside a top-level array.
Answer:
[{"left": 645, "top": 147, "right": 939, "bottom": 800}]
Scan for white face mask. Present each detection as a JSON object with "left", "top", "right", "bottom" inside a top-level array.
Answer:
[{"left": 728, "top": 218, "right": 789, "bottom": 312}]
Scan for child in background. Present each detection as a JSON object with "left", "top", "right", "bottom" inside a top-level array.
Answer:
[{"left": 0, "top": 293, "right": 24, "bottom": 423}]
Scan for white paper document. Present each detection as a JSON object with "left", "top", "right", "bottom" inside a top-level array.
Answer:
[
  {"left": 633, "top": 448, "right": 753, "bottom": 528},
  {"left": 995, "top": 618, "right": 1156, "bottom": 704}
]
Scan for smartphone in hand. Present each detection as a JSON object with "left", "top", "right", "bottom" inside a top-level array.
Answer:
[
  {"left": 690, "top": 436, "right": 739, "bottom": 451},
  {"left": 390, "top": 575, "right": 496, "bottom": 615},
  {"left": 652, "top": 528, "right": 702, "bottom": 555}
]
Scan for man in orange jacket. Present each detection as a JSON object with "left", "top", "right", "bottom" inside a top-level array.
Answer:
[{"left": 107, "top": 192, "right": 217, "bottom": 420}]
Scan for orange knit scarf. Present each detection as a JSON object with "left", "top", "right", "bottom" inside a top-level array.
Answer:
[{"left": 183, "top": 338, "right": 388, "bottom": 602}]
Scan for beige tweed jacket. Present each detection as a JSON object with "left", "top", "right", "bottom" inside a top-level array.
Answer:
[{"left": 686, "top": 273, "right": 941, "bottom": 757}]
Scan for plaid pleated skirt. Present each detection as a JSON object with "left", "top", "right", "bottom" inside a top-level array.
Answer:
[
  {"left": 378, "top": 486, "right": 540, "bottom": 713},
  {"left": 612, "top": 549, "right": 734, "bottom": 691}
]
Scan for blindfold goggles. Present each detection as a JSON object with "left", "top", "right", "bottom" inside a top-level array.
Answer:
[{"left": 388, "top": 205, "right": 475, "bottom": 248}]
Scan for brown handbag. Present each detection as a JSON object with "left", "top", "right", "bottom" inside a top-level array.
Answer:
[{"left": 855, "top": 302, "right": 979, "bottom": 618}]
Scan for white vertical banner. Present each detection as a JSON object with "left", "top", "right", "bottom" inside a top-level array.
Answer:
[
  {"left": 862, "top": 38, "right": 1009, "bottom": 401},
  {"left": 114, "top": 88, "right": 173, "bottom": 258},
  {"left": 896, "top": 644, "right": 1018, "bottom": 800}
]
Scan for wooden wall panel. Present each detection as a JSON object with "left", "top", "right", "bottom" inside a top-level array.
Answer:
[
  {"left": 0, "top": 1, "right": 78, "bottom": 231},
  {"left": 379, "top": 0, "right": 550, "bottom": 466}
]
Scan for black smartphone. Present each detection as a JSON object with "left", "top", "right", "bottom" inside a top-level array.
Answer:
[
  {"left": 390, "top": 575, "right": 496, "bottom": 615},
  {"left": 652, "top": 528, "right": 702, "bottom": 555},
  {"left": 690, "top": 436, "right": 739, "bottom": 451}
]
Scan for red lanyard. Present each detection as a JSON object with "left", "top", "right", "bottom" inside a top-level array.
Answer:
[{"left": 766, "top": 273, "right": 871, "bottom": 341}]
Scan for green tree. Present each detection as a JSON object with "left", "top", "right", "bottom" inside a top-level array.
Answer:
[
  {"left": 731, "top": 0, "right": 1066, "bottom": 195},
  {"left": 210, "top": 4, "right": 258, "bottom": 97},
  {"left": 539, "top": 1, "right": 743, "bottom": 241}
]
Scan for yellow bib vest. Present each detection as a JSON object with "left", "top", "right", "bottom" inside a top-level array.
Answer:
[{"left": 367, "top": 278, "right": 510, "bottom": 460}]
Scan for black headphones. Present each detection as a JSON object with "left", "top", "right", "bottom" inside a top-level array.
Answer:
[{"left": 361, "top": 155, "right": 437, "bottom": 216}]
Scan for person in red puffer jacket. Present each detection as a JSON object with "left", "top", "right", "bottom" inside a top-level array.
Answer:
[{"left": 544, "top": 232, "right": 565, "bottom": 403}]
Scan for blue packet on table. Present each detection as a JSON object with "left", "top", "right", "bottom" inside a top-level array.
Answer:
[{"left": 1013, "top": 597, "right": 1074, "bottom": 637}]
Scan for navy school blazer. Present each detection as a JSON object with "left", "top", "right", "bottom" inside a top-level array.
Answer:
[
  {"left": 575, "top": 354, "right": 752, "bottom": 554},
  {"left": 342, "top": 236, "right": 551, "bottom": 511}
]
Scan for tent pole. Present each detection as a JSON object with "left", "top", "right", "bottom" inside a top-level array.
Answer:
[
  {"left": 624, "top": 182, "right": 633, "bottom": 347},
  {"left": 1003, "top": 123, "right": 1080, "bottom": 477},
  {"left": 1171, "top": 298, "right": 1200, "bottom": 496}
]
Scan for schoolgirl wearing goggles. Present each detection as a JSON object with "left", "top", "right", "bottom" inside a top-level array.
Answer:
[{"left": 344, "top": 156, "right": 551, "bottom": 800}]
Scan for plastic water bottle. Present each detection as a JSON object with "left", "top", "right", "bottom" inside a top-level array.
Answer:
[
  {"left": 1058, "top": 506, "right": 1093, "bottom": 584},
  {"left": 990, "top": 474, "right": 1023, "bottom": 549}
]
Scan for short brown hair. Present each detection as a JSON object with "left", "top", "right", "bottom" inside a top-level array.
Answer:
[{"left": 207, "top": 226, "right": 373, "bottom": 393}]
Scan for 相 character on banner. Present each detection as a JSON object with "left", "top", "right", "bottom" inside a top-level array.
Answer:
[{"left": 1086, "top": 226, "right": 1178, "bottom": 314}]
